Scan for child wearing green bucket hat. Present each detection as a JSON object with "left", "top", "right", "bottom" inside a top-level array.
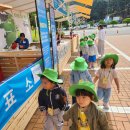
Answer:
[
  {"left": 63, "top": 81, "right": 109, "bottom": 130},
  {"left": 70, "top": 57, "right": 92, "bottom": 104},
  {"left": 38, "top": 68, "right": 68, "bottom": 130},
  {"left": 79, "top": 38, "right": 86, "bottom": 57},
  {"left": 93, "top": 53, "right": 120, "bottom": 109},
  {"left": 88, "top": 33, "right": 96, "bottom": 41},
  {"left": 87, "top": 40, "right": 98, "bottom": 69},
  {"left": 84, "top": 36, "right": 88, "bottom": 43},
  {"left": 79, "top": 37, "right": 89, "bottom": 62}
]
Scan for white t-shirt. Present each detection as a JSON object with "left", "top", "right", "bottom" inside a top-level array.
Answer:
[
  {"left": 80, "top": 45, "right": 88, "bottom": 54},
  {"left": 88, "top": 44, "right": 98, "bottom": 56},
  {"left": 98, "top": 29, "right": 105, "bottom": 41},
  {"left": 96, "top": 68, "right": 118, "bottom": 88}
]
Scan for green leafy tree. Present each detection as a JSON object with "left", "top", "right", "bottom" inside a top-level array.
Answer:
[
  {"left": 72, "top": 22, "right": 76, "bottom": 27},
  {"left": 99, "top": 20, "right": 106, "bottom": 25},
  {"left": 91, "top": 0, "right": 108, "bottom": 21},
  {"left": 88, "top": 21, "right": 94, "bottom": 27},
  {"left": 91, "top": 0, "right": 130, "bottom": 21},
  {"left": 110, "top": 20, "right": 118, "bottom": 27},
  {"left": 62, "top": 21, "right": 69, "bottom": 29},
  {"left": 29, "top": 12, "right": 36, "bottom": 28},
  {"left": 29, "top": 12, "right": 40, "bottom": 41},
  {"left": 123, "top": 18, "right": 130, "bottom": 26}
]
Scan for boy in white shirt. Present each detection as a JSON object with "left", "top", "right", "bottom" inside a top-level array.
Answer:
[{"left": 87, "top": 40, "right": 98, "bottom": 69}]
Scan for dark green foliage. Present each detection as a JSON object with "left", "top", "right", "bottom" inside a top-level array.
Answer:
[
  {"left": 90, "top": 0, "right": 130, "bottom": 21},
  {"left": 123, "top": 18, "right": 130, "bottom": 26},
  {"left": 110, "top": 20, "right": 118, "bottom": 27}
]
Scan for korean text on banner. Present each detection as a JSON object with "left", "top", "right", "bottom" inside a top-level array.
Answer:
[
  {"left": 0, "top": 59, "right": 43, "bottom": 130},
  {"left": 36, "top": 0, "right": 52, "bottom": 68}
]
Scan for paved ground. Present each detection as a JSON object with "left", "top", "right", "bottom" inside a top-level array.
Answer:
[{"left": 25, "top": 34, "right": 130, "bottom": 130}]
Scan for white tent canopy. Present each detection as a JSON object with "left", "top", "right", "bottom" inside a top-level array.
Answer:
[
  {"left": 0, "top": 0, "right": 93, "bottom": 20},
  {"left": 0, "top": 0, "right": 36, "bottom": 13}
]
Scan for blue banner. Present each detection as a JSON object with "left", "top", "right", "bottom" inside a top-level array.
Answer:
[
  {"left": 50, "top": 6, "right": 58, "bottom": 70},
  {"left": 36, "top": 0, "right": 52, "bottom": 68},
  {"left": 53, "top": 0, "right": 67, "bottom": 16},
  {"left": 0, "top": 59, "right": 43, "bottom": 129}
]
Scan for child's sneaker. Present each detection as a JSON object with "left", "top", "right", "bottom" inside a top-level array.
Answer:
[{"left": 103, "top": 103, "right": 109, "bottom": 109}]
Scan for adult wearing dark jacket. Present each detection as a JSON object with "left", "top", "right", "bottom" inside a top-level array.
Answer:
[{"left": 11, "top": 33, "right": 29, "bottom": 49}]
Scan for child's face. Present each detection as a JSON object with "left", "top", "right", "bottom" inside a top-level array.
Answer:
[
  {"left": 88, "top": 38, "right": 93, "bottom": 42},
  {"left": 80, "top": 40, "right": 84, "bottom": 42},
  {"left": 88, "top": 38, "right": 91, "bottom": 41},
  {"left": 105, "top": 58, "right": 114, "bottom": 67},
  {"left": 84, "top": 38, "right": 88, "bottom": 41},
  {"left": 76, "top": 95, "right": 91, "bottom": 108},
  {"left": 41, "top": 78, "right": 54, "bottom": 90}
]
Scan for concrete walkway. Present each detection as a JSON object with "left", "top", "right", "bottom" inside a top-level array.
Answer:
[{"left": 25, "top": 35, "right": 130, "bottom": 130}]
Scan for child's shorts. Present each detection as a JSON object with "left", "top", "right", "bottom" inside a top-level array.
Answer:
[{"left": 88, "top": 55, "right": 96, "bottom": 62}]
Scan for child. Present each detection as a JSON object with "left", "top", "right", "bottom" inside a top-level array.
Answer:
[
  {"left": 84, "top": 36, "right": 88, "bottom": 43},
  {"left": 88, "top": 33, "right": 96, "bottom": 41},
  {"left": 38, "top": 68, "right": 68, "bottom": 130},
  {"left": 87, "top": 40, "right": 98, "bottom": 69},
  {"left": 79, "top": 38, "right": 85, "bottom": 56},
  {"left": 88, "top": 33, "right": 97, "bottom": 46},
  {"left": 63, "top": 81, "right": 109, "bottom": 130},
  {"left": 80, "top": 38, "right": 89, "bottom": 62},
  {"left": 70, "top": 57, "right": 92, "bottom": 104},
  {"left": 93, "top": 53, "right": 120, "bottom": 109}
]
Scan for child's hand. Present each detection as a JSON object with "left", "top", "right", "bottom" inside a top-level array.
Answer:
[{"left": 19, "top": 45, "right": 24, "bottom": 49}]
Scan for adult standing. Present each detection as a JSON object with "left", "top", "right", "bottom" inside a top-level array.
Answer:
[{"left": 97, "top": 25, "right": 106, "bottom": 58}]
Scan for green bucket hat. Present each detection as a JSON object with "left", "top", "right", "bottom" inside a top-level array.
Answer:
[
  {"left": 80, "top": 41, "right": 86, "bottom": 47},
  {"left": 88, "top": 34, "right": 95, "bottom": 41},
  {"left": 84, "top": 36, "right": 88, "bottom": 40},
  {"left": 100, "top": 53, "right": 119, "bottom": 65},
  {"left": 70, "top": 57, "right": 88, "bottom": 71},
  {"left": 87, "top": 40, "right": 94, "bottom": 46},
  {"left": 37, "top": 68, "right": 63, "bottom": 83},
  {"left": 80, "top": 38, "right": 84, "bottom": 42},
  {"left": 92, "top": 33, "right": 96, "bottom": 38},
  {"left": 69, "top": 81, "right": 98, "bottom": 102}
]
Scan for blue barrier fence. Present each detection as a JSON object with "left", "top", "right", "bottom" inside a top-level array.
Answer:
[{"left": 0, "top": 58, "right": 43, "bottom": 129}]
